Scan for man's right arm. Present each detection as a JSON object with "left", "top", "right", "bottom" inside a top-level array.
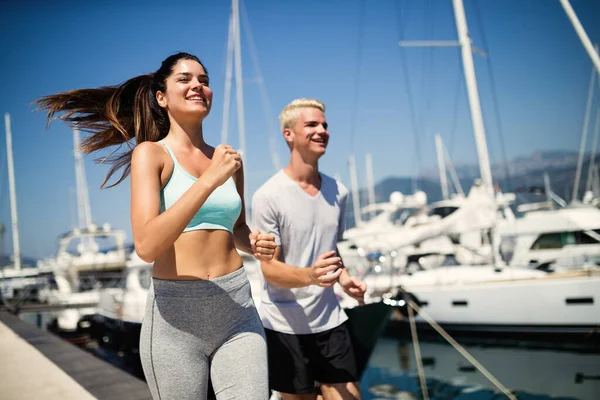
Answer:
[
  {"left": 261, "top": 247, "right": 313, "bottom": 288},
  {"left": 261, "top": 248, "right": 343, "bottom": 288}
]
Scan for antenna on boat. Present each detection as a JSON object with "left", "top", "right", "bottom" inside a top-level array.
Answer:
[{"left": 365, "top": 153, "right": 376, "bottom": 220}]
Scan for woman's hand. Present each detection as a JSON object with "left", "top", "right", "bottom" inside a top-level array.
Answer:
[
  {"left": 202, "top": 145, "right": 241, "bottom": 188},
  {"left": 249, "top": 231, "right": 277, "bottom": 261}
]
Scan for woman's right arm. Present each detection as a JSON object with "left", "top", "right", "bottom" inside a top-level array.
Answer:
[{"left": 130, "top": 142, "right": 239, "bottom": 262}]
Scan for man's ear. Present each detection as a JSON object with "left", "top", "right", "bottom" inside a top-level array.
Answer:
[
  {"left": 282, "top": 128, "right": 294, "bottom": 149},
  {"left": 156, "top": 91, "right": 167, "bottom": 108}
]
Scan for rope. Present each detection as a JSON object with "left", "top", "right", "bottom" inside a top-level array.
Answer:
[
  {"left": 403, "top": 293, "right": 517, "bottom": 399},
  {"left": 471, "top": 0, "right": 512, "bottom": 190},
  {"left": 404, "top": 292, "right": 429, "bottom": 400},
  {"left": 348, "top": 0, "right": 367, "bottom": 153},
  {"left": 239, "top": 0, "right": 282, "bottom": 173},
  {"left": 418, "top": 0, "right": 435, "bottom": 162},
  {"left": 394, "top": 0, "right": 422, "bottom": 188}
]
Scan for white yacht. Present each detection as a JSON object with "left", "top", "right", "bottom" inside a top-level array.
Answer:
[{"left": 499, "top": 205, "right": 600, "bottom": 269}]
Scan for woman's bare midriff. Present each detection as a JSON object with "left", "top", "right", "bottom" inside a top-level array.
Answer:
[{"left": 151, "top": 230, "right": 244, "bottom": 280}]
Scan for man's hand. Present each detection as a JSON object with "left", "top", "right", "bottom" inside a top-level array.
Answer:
[
  {"left": 250, "top": 230, "right": 277, "bottom": 261},
  {"left": 339, "top": 271, "right": 367, "bottom": 306},
  {"left": 309, "top": 250, "right": 343, "bottom": 287}
]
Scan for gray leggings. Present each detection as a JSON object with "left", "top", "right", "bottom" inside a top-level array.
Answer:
[{"left": 139, "top": 267, "right": 268, "bottom": 399}]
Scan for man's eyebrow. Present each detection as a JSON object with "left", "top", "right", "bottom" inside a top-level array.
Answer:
[{"left": 304, "top": 120, "right": 328, "bottom": 127}]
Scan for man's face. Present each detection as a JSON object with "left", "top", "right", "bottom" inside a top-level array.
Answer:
[{"left": 285, "top": 107, "right": 329, "bottom": 159}]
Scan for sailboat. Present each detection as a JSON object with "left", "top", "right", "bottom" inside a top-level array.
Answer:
[
  {"left": 35, "top": 127, "right": 131, "bottom": 335},
  {"left": 0, "top": 113, "right": 53, "bottom": 304}
]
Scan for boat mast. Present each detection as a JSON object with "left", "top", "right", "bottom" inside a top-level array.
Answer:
[
  {"left": 435, "top": 133, "right": 449, "bottom": 200},
  {"left": 73, "top": 128, "right": 93, "bottom": 229},
  {"left": 452, "top": 0, "right": 494, "bottom": 192},
  {"left": 221, "top": 0, "right": 246, "bottom": 164},
  {"left": 572, "top": 45, "right": 598, "bottom": 202},
  {"left": 559, "top": 0, "right": 600, "bottom": 76},
  {"left": 559, "top": 1, "right": 600, "bottom": 201},
  {"left": 221, "top": 0, "right": 250, "bottom": 222},
  {"left": 585, "top": 105, "right": 600, "bottom": 194},
  {"left": 4, "top": 113, "right": 21, "bottom": 271},
  {"left": 232, "top": 0, "right": 246, "bottom": 162},
  {"left": 221, "top": 12, "right": 234, "bottom": 147}
]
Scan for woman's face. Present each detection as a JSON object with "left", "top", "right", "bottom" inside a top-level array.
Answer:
[{"left": 156, "top": 59, "right": 213, "bottom": 122}]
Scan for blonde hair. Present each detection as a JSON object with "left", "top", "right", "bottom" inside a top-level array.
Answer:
[{"left": 279, "top": 98, "right": 325, "bottom": 131}]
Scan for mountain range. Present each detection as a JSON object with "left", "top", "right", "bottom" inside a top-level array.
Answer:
[{"left": 346, "top": 150, "right": 592, "bottom": 227}]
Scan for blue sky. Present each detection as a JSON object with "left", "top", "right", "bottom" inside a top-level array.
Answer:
[{"left": 0, "top": 0, "right": 598, "bottom": 259}]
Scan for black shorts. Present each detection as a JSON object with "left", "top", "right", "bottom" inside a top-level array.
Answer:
[{"left": 264, "top": 322, "right": 359, "bottom": 394}]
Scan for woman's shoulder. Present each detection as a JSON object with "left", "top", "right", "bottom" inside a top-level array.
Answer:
[{"left": 131, "top": 141, "right": 169, "bottom": 169}]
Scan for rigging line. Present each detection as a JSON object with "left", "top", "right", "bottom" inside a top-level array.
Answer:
[
  {"left": 417, "top": 1, "right": 428, "bottom": 138},
  {"left": 405, "top": 297, "right": 517, "bottom": 399},
  {"left": 348, "top": 0, "right": 367, "bottom": 153},
  {"left": 239, "top": 0, "right": 282, "bottom": 172},
  {"left": 418, "top": 0, "right": 435, "bottom": 153},
  {"left": 394, "top": 0, "right": 423, "bottom": 187},
  {"left": 471, "top": 0, "right": 511, "bottom": 190},
  {"left": 405, "top": 292, "right": 429, "bottom": 400}
]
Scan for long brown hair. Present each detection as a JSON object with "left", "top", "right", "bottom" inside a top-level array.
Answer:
[{"left": 34, "top": 52, "right": 207, "bottom": 188}]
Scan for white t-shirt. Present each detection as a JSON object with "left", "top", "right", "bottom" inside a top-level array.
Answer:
[{"left": 251, "top": 170, "right": 349, "bottom": 334}]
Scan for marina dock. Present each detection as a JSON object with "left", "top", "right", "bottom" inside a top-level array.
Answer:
[{"left": 0, "top": 311, "right": 151, "bottom": 400}]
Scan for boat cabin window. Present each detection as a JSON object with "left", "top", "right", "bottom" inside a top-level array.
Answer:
[
  {"left": 531, "top": 231, "right": 600, "bottom": 250},
  {"left": 531, "top": 233, "right": 563, "bottom": 250},
  {"left": 574, "top": 231, "right": 599, "bottom": 245},
  {"left": 429, "top": 206, "right": 458, "bottom": 219},
  {"left": 391, "top": 208, "right": 421, "bottom": 225}
]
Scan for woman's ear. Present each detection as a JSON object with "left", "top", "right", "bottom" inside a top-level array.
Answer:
[{"left": 156, "top": 91, "right": 167, "bottom": 108}]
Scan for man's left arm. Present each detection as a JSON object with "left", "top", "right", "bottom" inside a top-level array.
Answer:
[
  {"left": 334, "top": 187, "right": 366, "bottom": 304},
  {"left": 336, "top": 247, "right": 367, "bottom": 305}
]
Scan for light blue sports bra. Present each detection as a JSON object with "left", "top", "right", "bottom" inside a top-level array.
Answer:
[{"left": 159, "top": 141, "right": 242, "bottom": 233}]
